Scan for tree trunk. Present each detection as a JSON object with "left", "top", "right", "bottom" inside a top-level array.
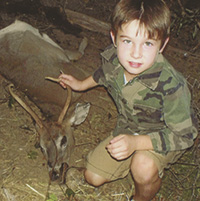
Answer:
[{"left": 64, "top": 9, "right": 111, "bottom": 35}]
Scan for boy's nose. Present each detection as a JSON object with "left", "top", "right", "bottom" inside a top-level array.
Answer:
[{"left": 130, "top": 45, "right": 142, "bottom": 59}]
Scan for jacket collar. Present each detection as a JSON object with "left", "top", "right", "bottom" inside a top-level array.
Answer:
[{"left": 137, "top": 57, "right": 164, "bottom": 90}]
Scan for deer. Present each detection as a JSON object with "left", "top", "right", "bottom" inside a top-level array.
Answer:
[{"left": 8, "top": 80, "right": 90, "bottom": 184}]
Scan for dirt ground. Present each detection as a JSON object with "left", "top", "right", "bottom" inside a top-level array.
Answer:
[{"left": 0, "top": 0, "right": 200, "bottom": 201}]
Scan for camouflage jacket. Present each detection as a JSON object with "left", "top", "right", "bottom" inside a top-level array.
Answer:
[{"left": 93, "top": 45, "right": 198, "bottom": 154}]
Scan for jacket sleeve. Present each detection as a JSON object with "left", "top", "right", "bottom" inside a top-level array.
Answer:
[
  {"left": 92, "top": 66, "right": 106, "bottom": 85},
  {"left": 148, "top": 83, "right": 198, "bottom": 154}
]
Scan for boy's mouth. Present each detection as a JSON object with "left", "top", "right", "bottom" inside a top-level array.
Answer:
[{"left": 128, "top": 61, "right": 142, "bottom": 68}]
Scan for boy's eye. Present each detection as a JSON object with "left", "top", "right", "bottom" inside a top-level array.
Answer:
[
  {"left": 144, "top": 41, "right": 153, "bottom": 47},
  {"left": 123, "top": 39, "right": 132, "bottom": 44}
]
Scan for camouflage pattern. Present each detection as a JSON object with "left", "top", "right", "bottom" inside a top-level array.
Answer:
[{"left": 93, "top": 45, "right": 198, "bottom": 154}]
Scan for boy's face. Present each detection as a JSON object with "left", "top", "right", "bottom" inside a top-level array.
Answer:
[{"left": 111, "top": 20, "right": 168, "bottom": 81}]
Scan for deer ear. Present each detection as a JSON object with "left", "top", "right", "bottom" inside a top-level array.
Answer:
[{"left": 69, "top": 102, "right": 90, "bottom": 125}]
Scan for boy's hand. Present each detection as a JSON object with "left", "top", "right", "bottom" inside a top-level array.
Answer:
[
  {"left": 106, "top": 134, "right": 154, "bottom": 161},
  {"left": 106, "top": 134, "right": 135, "bottom": 160},
  {"left": 58, "top": 74, "right": 97, "bottom": 91},
  {"left": 58, "top": 74, "right": 82, "bottom": 91}
]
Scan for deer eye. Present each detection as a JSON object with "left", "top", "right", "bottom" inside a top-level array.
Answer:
[{"left": 60, "top": 136, "right": 67, "bottom": 147}]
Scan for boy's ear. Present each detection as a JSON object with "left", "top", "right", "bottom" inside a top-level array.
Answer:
[
  {"left": 110, "top": 31, "right": 117, "bottom": 47},
  {"left": 159, "top": 37, "right": 169, "bottom": 53}
]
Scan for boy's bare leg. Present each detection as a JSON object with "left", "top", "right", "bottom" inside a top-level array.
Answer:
[
  {"left": 84, "top": 169, "right": 109, "bottom": 187},
  {"left": 84, "top": 151, "right": 161, "bottom": 200},
  {"left": 131, "top": 152, "right": 161, "bottom": 201}
]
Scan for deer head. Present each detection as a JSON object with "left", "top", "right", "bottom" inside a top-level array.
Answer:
[{"left": 8, "top": 83, "right": 90, "bottom": 183}]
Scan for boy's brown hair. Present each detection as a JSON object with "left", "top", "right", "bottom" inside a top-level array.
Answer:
[{"left": 111, "top": 0, "right": 170, "bottom": 46}]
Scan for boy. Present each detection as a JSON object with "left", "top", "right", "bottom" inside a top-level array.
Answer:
[{"left": 59, "top": 0, "right": 198, "bottom": 200}]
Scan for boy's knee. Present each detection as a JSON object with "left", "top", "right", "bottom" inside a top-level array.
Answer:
[
  {"left": 131, "top": 152, "right": 159, "bottom": 184},
  {"left": 84, "top": 169, "right": 108, "bottom": 187}
]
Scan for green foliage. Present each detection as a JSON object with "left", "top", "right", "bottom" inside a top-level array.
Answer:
[
  {"left": 65, "top": 188, "right": 75, "bottom": 199},
  {"left": 8, "top": 96, "right": 15, "bottom": 108},
  {"left": 46, "top": 193, "right": 58, "bottom": 201},
  {"left": 27, "top": 150, "right": 38, "bottom": 159}
]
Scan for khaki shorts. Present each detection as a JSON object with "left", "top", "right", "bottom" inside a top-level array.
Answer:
[{"left": 86, "top": 135, "right": 185, "bottom": 180}]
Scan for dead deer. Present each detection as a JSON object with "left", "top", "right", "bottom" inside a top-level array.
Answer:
[{"left": 8, "top": 83, "right": 90, "bottom": 183}]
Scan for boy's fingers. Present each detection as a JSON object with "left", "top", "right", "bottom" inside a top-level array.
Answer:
[
  {"left": 59, "top": 74, "right": 68, "bottom": 79},
  {"left": 60, "top": 83, "right": 66, "bottom": 88},
  {"left": 109, "top": 134, "right": 124, "bottom": 144},
  {"left": 106, "top": 141, "right": 121, "bottom": 151}
]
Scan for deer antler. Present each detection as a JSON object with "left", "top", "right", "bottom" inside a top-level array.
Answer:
[
  {"left": 45, "top": 76, "right": 72, "bottom": 125},
  {"left": 8, "top": 84, "right": 44, "bottom": 128},
  {"left": 45, "top": 77, "right": 60, "bottom": 83},
  {"left": 57, "top": 85, "right": 72, "bottom": 125}
]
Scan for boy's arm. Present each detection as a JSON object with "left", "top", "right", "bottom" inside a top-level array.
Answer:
[
  {"left": 148, "top": 84, "right": 198, "bottom": 153},
  {"left": 59, "top": 74, "right": 98, "bottom": 91},
  {"left": 78, "top": 75, "right": 98, "bottom": 91},
  {"left": 107, "top": 83, "right": 198, "bottom": 159}
]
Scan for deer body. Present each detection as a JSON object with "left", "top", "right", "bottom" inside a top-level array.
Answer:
[{"left": 0, "top": 20, "right": 90, "bottom": 115}]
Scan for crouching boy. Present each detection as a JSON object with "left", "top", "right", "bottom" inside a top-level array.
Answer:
[{"left": 59, "top": 0, "right": 198, "bottom": 200}]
